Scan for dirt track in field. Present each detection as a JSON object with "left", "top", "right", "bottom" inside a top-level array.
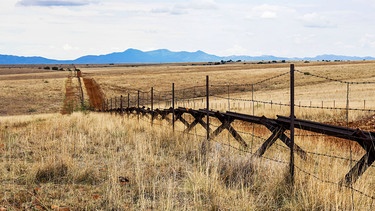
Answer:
[
  {"left": 61, "top": 71, "right": 106, "bottom": 114},
  {"left": 82, "top": 77, "right": 106, "bottom": 111},
  {"left": 60, "top": 74, "right": 80, "bottom": 114}
]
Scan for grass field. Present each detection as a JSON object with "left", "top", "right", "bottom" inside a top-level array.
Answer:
[{"left": 1, "top": 61, "right": 375, "bottom": 210}]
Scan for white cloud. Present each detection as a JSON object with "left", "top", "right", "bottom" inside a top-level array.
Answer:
[
  {"left": 17, "top": 0, "right": 95, "bottom": 7},
  {"left": 222, "top": 45, "right": 249, "bottom": 56},
  {"left": 291, "top": 34, "right": 316, "bottom": 45},
  {"left": 63, "top": 44, "right": 79, "bottom": 51},
  {"left": 360, "top": 34, "right": 375, "bottom": 48},
  {"left": 261, "top": 11, "right": 277, "bottom": 19},
  {"left": 150, "top": 0, "right": 218, "bottom": 15},
  {"left": 299, "top": 12, "right": 337, "bottom": 28},
  {"left": 334, "top": 41, "right": 356, "bottom": 50},
  {"left": 181, "top": 0, "right": 218, "bottom": 10},
  {"left": 1, "top": 0, "right": 375, "bottom": 59},
  {"left": 354, "top": 0, "right": 375, "bottom": 7},
  {"left": 245, "top": 4, "right": 293, "bottom": 20},
  {"left": 151, "top": 7, "right": 170, "bottom": 14}
]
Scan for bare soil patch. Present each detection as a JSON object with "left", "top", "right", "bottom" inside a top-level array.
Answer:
[
  {"left": 60, "top": 75, "right": 79, "bottom": 115},
  {"left": 82, "top": 77, "right": 106, "bottom": 111}
]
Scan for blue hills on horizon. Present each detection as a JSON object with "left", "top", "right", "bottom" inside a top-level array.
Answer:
[{"left": 0, "top": 48, "right": 374, "bottom": 64}]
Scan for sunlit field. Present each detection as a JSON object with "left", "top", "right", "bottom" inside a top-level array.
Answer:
[{"left": 1, "top": 61, "right": 374, "bottom": 210}]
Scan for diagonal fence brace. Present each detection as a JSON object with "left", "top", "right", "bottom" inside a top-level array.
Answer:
[
  {"left": 209, "top": 111, "right": 248, "bottom": 148},
  {"left": 340, "top": 146, "right": 375, "bottom": 186},
  {"left": 174, "top": 109, "right": 190, "bottom": 128},
  {"left": 339, "top": 130, "right": 375, "bottom": 186},
  {"left": 150, "top": 108, "right": 172, "bottom": 123},
  {"left": 253, "top": 126, "right": 286, "bottom": 158},
  {"left": 253, "top": 116, "right": 310, "bottom": 161},
  {"left": 183, "top": 110, "right": 212, "bottom": 134},
  {"left": 160, "top": 109, "right": 172, "bottom": 122}
]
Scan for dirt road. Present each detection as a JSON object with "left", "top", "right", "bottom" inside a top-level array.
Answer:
[{"left": 61, "top": 71, "right": 105, "bottom": 114}]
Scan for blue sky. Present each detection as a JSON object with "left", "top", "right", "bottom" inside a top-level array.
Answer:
[{"left": 1, "top": 0, "right": 375, "bottom": 59}]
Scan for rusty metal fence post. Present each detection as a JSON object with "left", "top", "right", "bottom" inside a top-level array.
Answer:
[
  {"left": 206, "top": 75, "right": 210, "bottom": 140},
  {"left": 110, "top": 98, "right": 113, "bottom": 114},
  {"left": 251, "top": 83, "right": 254, "bottom": 153},
  {"left": 127, "top": 93, "right": 130, "bottom": 118},
  {"left": 114, "top": 97, "right": 117, "bottom": 110},
  {"left": 172, "top": 83, "right": 175, "bottom": 132},
  {"left": 151, "top": 87, "right": 154, "bottom": 126},
  {"left": 289, "top": 64, "right": 295, "bottom": 185},
  {"left": 127, "top": 93, "right": 130, "bottom": 109},
  {"left": 120, "top": 95, "right": 123, "bottom": 115},
  {"left": 137, "top": 90, "right": 140, "bottom": 121}
]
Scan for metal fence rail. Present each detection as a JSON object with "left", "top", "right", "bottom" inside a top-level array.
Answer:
[{"left": 96, "top": 64, "right": 375, "bottom": 202}]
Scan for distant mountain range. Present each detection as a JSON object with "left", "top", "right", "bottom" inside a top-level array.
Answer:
[{"left": 0, "top": 48, "right": 374, "bottom": 64}]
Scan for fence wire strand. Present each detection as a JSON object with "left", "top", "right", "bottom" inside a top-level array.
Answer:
[
  {"left": 101, "top": 65, "right": 375, "bottom": 203},
  {"left": 109, "top": 109, "right": 375, "bottom": 202},
  {"left": 295, "top": 69, "right": 375, "bottom": 85}
]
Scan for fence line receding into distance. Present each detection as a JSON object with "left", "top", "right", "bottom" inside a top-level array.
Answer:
[{"left": 96, "top": 64, "right": 375, "bottom": 202}]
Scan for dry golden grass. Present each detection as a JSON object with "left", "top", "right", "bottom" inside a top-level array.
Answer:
[
  {"left": 81, "top": 61, "right": 374, "bottom": 96},
  {"left": 0, "top": 112, "right": 373, "bottom": 210},
  {"left": 80, "top": 61, "right": 375, "bottom": 124},
  {"left": 2, "top": 61, "right": 375, "bottom": 120},
  {"left": 1, "top": 61, "right": 375, "bottom": 210},
  {"left": 0, "top": 66, "right": 67, "bottom": 116}
]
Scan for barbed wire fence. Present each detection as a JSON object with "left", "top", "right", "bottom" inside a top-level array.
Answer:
[
  {"left": 108, "top": 70, "right": 375, "bottom": 124},
  {"left": 132, "top": 112, "right": 375, "bottom": 207},
  {"left": 101, "top": 64, "right": 375, "bottom": 207}
]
